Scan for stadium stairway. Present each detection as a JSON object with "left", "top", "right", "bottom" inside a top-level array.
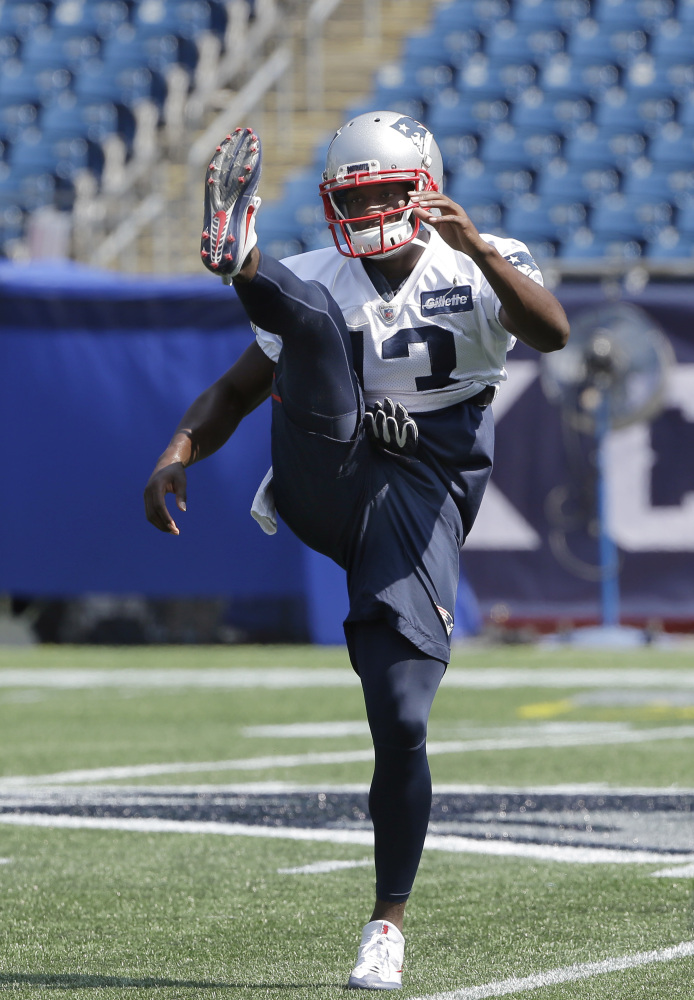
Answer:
[{"left": 131, "top": 0, "right": 436, "bottom": 273}]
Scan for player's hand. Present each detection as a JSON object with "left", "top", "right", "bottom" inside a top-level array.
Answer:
[
  {"left": 409, "top": 190, "right": 488, "bottom": 258},
  {"left": 144, "top": 462, "right": 188, "bottom": 534},
  {"left": 364, "top": 397, "right": 418, "bottom": 456}
]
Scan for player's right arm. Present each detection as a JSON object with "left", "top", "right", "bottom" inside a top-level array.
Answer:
[{"left": 144, "top": 341, "right": 275, "bottom": 534}]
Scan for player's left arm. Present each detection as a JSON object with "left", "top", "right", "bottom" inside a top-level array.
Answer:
[{"left": 411, "top": 191, "right": 569, "bottom": 353}]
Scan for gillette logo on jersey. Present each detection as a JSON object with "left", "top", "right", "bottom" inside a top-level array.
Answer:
[{"left": 420, "top": 286, "right": 474, "bottom": 316}]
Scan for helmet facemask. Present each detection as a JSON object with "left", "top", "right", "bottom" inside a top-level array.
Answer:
[{"left": 320, "top": 165, "right": 438, "bottom": 259}]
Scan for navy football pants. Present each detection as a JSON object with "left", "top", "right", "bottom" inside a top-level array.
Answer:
[{"left": 234, "top": 253, "right": 447, "bottom": 901}]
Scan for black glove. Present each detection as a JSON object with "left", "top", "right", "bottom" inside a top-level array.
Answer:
[{"left": 364, "top": 397, "right": 418, "bottom": 456}]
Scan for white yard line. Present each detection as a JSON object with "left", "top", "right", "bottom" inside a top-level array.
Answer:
[
  {"left": 0, "top": 812, "right": 691, "bottom": 866},
  {"left": 412, "top": 939, "right": 694, "bottom": 1000},
  {"left": 2, "top": 724, "right": 694, "bottom": 787},
  {"left": 650, "top": 863, "right": 694, "bottom": 878},
  {"left": 277, "top": 858, "right": 372, "bottom": 874},
  {"left": 3, "top": 667, "right": 694, "bottom": 690},
  {"left": 1, "top": 781, "right": 693, "bottom": 797}
]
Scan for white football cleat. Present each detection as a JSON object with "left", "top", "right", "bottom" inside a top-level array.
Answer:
[{"left": 347, "top": 920, "right": 404, "bottom": 990}]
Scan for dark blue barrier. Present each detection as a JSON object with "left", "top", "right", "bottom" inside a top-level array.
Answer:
[{"left": 3, "top": 261, "right": 693, "bottom": 636}]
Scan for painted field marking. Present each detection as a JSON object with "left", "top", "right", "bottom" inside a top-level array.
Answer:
[
  {"left": 3, "top": 667, "right": 694, "bottom": 690},
  {"left": 1, "top": 781, "right": 692, "bottom": 804},
  {"left": 277, "top": 858, "right": 372, "bottom": 875},
  {"left": 413, "top": 939, "right": 694, "bottom": 1000},
  {"left": 2, "top": 723, "right": 694, "bottom": 787},
  {"left": 245, "top": 721, "right": 370, "bottom": 738},
  {"left": 650, "top": 863, "right": 694, "bottom": 878},
  {"left": 244, "top": 721, "right": 628, "bottom": 740},
  {"left": 0, "top": 812, "right": 691, "bottom": 866}
]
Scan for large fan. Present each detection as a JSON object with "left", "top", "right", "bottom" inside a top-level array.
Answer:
[{"left": 540, "top": 301, "right": 674, "bottom": 645}]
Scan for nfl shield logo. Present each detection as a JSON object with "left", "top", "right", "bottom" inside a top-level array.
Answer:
[{"left": 379, "top": 304, "right": 397, "bottom": 323}]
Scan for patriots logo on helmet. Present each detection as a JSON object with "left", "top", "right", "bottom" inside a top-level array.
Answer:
[
  {"left": 390, "top": 116, "right": 431, "bottom": 156},
  {"left": 504, "top": 250, "right": 541, "bottom": 281}
]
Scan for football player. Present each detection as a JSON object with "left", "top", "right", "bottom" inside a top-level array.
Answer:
[{"left": 144, "top": 111, "right": 569, "bottom": 989}]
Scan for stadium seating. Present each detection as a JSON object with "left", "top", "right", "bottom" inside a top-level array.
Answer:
[
  {"left": 256, "top": 0, "right": 694, "bottom": 265},
  {"left": 1, "top": 0, "right": 694, "bottom": 265},
  {"left": 0, "top": 0, "right": 235, "bottom": 258}
]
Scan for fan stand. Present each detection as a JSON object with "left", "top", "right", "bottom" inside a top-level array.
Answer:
[{"left": 569, "top": 391, "right": 645, "bottom": 648}]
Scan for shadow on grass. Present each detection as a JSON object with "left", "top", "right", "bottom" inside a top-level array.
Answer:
[{"left": 0, "top": 973, "right": 340, "bottom": 990}]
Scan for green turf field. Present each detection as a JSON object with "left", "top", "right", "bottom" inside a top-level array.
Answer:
[{"left": 0, "top": 643, "right": 693, "bottom": 999}]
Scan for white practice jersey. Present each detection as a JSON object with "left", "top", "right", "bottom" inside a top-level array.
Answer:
[{"left": 254, "top": 228, "right": 543, "bottom": 413}]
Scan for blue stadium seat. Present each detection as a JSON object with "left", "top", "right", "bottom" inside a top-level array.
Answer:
[
  {"left": 481, "top": 123, "right": 562, "bottom": 170},
  {"left": 539, "top": 54, "right": 621, "bottom": 99},
  {"left": 503, "top": 194, "right": 587, "bottom": 242},
  {"left": 301, "top": 228, "right": 336, "bottom": 253},
  {"left": 535, "top": 161, "right": 620, "bottom": 202},
  {"left": 511, "top": 91, "right": 592, "bottom": 135},
  {"left": 20, "top": 28, "right": 102, "bottom": 72},
  {"left": 589, "top": 192, "right": 673, "bottom": 241},
  {"left": 402, "top": 28, "right": 482, "bottom": 72},
  {"left": 566, "top": 21, "right": 649, "bottom": 65},
  {"left": 446, "top": 163, "right": 533, "bottom": 207},
  {"left": 457, "top": 55, "right": 538, "bottom": 99},
  {"left": 482, "top": 22, "right": 566, "bottom": 64},
  {"left": 74, "top": 61, "right": 168, "bottom": 109},
  {"left": 9, "top": 128, "right": 103, "bottom": 181},
  {"left": 0, "top": 102, "right": 40, "bottom": 141},
  {"left": 433, "top": 0, "right": 511, "bottom": 32},
  {"left": 462, "top": 200, "right": 504, "bottom": 233},
  {"left": 679, "top": 95, "right": 694, "bottom": 128},
  {"left": 645, "top": 227, "right": 694, "bottom": 258},
  {"left": 592, "top": 0, "right": 674, "bottom": 28},
  {"left": 132, "top": 0, "right": 227, "bottom": 39},
  {"left": 650, "top": 21, "right": 694, "bottom": 61},
  {"left": 0, "top": 1, "right": 52, "bottom": 38},
  {"left": 624, "top": 55, "right": 694, "bottom": 99},
  {"left": 674, "top": 203, "right": 694, "bottom": 235},
  {"left": 437, "top": 134, "right": 482, "bottom": 176},
  {"left": 679, "top": 0, "right": 694, "bottom": 22},
  {"left": 559, "top": 229, "right": 645, "bottom": 258},
  {"left": 562, "top": 123, "right": 647, "bottom": 168},
  {"left": 645, "top": 226, "right": 694, "bottom": 260},
  {"left": 0, "top": 61, "right": 73, "bottom": 106},
  {"left": 621, "top": 161, "right": 694, "bottom": 203},
  {"left": 40, "top": 94, "right": 136, "bottom": 146},
  {"left": 427, "top": 89, "right": 510, "bottom": 138},
  {"left": 0, "top": 202, "right": 25, "bottom": 250},
  {"left": 0, "top": 164, "right": 56, "bottom": 212},
  {"left": 51, "top": 0, "right": 129, "bottom": 39},
  {"left": 101, "top": 26, "right": 198, "bottom": 74},
  {"left": 593, "top": 89, "right": 676, "bottom": 134},
  {"left": 0, "top": 33, "right": 20, "bottom": 62},
  {"left": 371, "top": 62, "right": 454, "bottom": 108},
  {"left": 648, "top": 123, "right": 694, "bottom": 166},
  {"left": 513, "top": 0, "right": 590, "bottom": 29}
]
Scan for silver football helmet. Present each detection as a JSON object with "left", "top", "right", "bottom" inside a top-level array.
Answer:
[{"left": 319, "top": 110, "right": 444, "bottom": 259}]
